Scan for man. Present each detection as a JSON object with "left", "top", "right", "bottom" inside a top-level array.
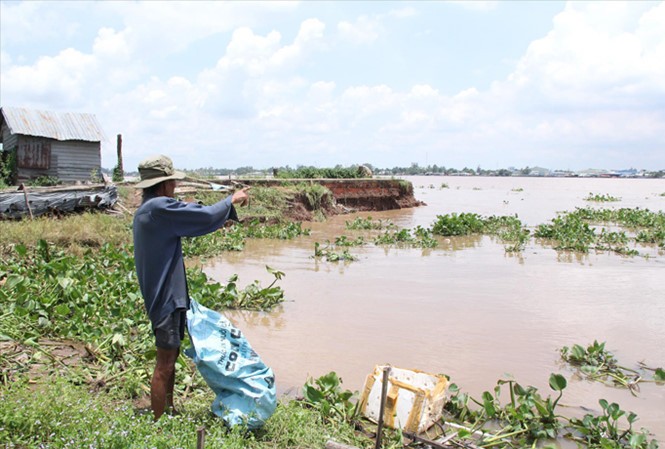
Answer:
[{"left": 132, "top": 154, "right": 249, "bottom": 420}]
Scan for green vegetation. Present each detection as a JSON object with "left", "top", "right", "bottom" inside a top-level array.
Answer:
[
  {"left": 182, "top": 221, "right": 311, "bottom": 257},
  {"left": 2, "top": 183, "right": 664, "bottom": 447},
  {"left": 302, "top": 371, "right": 359, "bottom": 424},
  {"left": 313, "top": 241, "right": 358, "bottom": 262},
  {"left": 334, "top": 235, "right": 366, "bottom": 246},
  {"left": 0, "top": 239, "right": 285, "bottom": 396},
  {"left": 568, "top": 399, "right": 658, "bottom": 449},
  {"left": 560, "top": 341, "right": 665, "bottom": 395},
  {"left": 0, "top": 212, "right": 132, "bottom": 254},
  {"left": 443, "top": 374, "right": 658, "bottom": 448},
  {"left": 26, "top": 175, "right": 60, "bottom": 187},
  {"left": 373, "top": 226, "right": 438, "bottom": 248},
  {"left": 535, "top": 207, "right": 665, "bottom": 254},
  {"left": 585, "top": 192, "right": 621, "bottom": 202},
  {"left": 431, "top": 212, "right": 485, "bottom": 236},
  {"left": 193, "top": 186, "right": 292, "bottom": 223},
  {"left": 431, "top": 213, "right": 530, "bottom": 252},
  {"left": 345, "top": 215, "right": 394, "bottom": 230},
  {"left": 0, "top": 148, "right": 17, "bottom": 188},
  {"left": 0, "top": 378, "right": 369, "bottom": 449},
  {"left": 297, "top": 182, "right": 333, "bottom": 213},
  {"left": 276, "top": 165, "right": 366, "bottom": 179}
]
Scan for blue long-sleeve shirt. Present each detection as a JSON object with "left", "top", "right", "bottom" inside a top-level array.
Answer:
[{"left": 133, "top": 194, "right": 238, "bottom": 326}]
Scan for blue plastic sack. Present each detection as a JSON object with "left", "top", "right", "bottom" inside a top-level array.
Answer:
[{"left": 185, "top": 298, "right": 276, "bottom": 428}]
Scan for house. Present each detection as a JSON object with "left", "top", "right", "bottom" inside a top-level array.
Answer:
[{"left": 0, "top": 106, "right": 106, "bottom": 184}]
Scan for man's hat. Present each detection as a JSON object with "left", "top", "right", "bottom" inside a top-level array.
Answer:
[{"left": 135, "top": 155, "right": 186, "bottom": 189}]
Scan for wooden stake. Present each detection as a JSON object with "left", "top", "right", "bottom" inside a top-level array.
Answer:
[
  {"left": 116, "top": 134, "right": 123, "bottom": 176},
  {"left": 374, "top": 366, "right": 391, "bottom": 449},
  {"left": 19, "top": 183, "right": 33, "bottom": 220},
  {"left": 196, "top": 426, "right": 205, "bottom": 449}
]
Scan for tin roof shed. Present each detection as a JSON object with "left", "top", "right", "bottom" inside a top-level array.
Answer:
[
  {"left": 0, "top": 106, "right": 106, "bottom": 142},
  {"left": 1, "top": 106, "right": 107, "bottom": 184}
]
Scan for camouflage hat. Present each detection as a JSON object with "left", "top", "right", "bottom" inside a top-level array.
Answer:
[{"left": 135, "top": 155, "right": 186, "bottom": 189}]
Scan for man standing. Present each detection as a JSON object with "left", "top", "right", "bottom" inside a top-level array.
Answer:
[{"left": 132, "top": 155, "right": 249, "bottom": 420}]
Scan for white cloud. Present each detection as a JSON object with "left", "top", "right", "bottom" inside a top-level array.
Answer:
[
  {"left": 337, "top": 16, "right": 381, "bottom": 45},
  {"left": 1, "top": 48, "right": 95, "bottom": 107},
  {"left": 2, "top": 1, "right": 664, "bottom": 170}
]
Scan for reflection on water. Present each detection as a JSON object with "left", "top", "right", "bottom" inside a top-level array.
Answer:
[{"left": 205, "top": 177, "right": 665, "bottom": 440}]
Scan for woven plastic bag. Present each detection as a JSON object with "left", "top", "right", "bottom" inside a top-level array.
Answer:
[{"left": 185, "top": 298, "right": 276, "bottom": 428}]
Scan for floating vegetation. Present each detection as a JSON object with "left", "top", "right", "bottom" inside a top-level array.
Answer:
[
  {"left": 189, "top": 266, "right": 286, "bottom": 311},
  {"left": 560, "top": 340, "right": 665, "bottom": 395},
  {"left": 183, "top": 221, "right": 312, "bottom": 257},
  {"left": 242, "top": 220, "right": 312, "bottom": 240},
  {"left": 431, "top": 213, "right": 529, "bottom": 252},
  {"left": 511, "top": 187, "right": 524, "bottom": 192},
  {"left": 344, "top": 216, "right": 394, "bottom": 230},
  {"left": 431, "top": 212, "right": 485, "bottom": 236},
  {"left": 183, "top": 226, "right": 246, "bottom": 255},
  {"left": 443, "top": 373, "right": 659, "bottom": 448},
  {"left": 313, "top": 242, "right": 358, "bottom": 262},
  {"left": 585, "top": 192, "right": 621, "bottom": 202},
  {"left": 440, "top": 182, "right": 450, "bottom": 189},
  {"left": 373, "top": 226, "right": 438, "bottom": 248},
  {"left": 535, "top": 207, "right": 665, "bottom": 254},
  {"left": 535, "top": 213, "right": 604, "bottom": 253},
  {"left": 334, "top": 235, "right": 365, "bottom": 247}
]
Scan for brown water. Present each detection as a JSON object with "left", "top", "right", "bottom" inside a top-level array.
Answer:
[{"left": 205, "top": 176, "right": 665, "bottom": 441}]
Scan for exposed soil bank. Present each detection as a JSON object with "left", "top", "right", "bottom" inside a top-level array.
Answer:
[{"left": 219, "top": 178, "right": 424, "bottom": 216}]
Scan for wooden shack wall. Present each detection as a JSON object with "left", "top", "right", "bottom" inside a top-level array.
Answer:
[
  {"left": 1, "top": 123, "right": 19, "bottom": 152},
  {"left": 16, "top": 136, "right": 101, "bottom": 183}
]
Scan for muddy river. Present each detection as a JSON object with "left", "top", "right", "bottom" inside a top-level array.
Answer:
[{"left": 205, "top": 176, "right": 665, "bottom": 441}]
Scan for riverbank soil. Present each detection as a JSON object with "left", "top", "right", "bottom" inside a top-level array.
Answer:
[{"left": 120, "top": 178, "right": 423, "bottom": 222}]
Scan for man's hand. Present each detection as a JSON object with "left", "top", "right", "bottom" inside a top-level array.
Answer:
[{"left": 231, "top": 187, "right": 251, "bottom": 207}]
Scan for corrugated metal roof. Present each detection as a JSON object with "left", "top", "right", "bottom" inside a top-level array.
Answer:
[{"left": 0, "top": 106, "right": 106, "bottom": 142}]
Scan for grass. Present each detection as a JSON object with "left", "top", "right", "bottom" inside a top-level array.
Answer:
[
  {"left": 0, "top": 377, "right": 370, "bottom": 449},
  {"left": 0, "top": 213, "right": 132, "bottom": 255}
]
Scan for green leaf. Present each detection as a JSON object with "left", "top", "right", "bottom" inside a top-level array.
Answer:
[
  {"left": 54, "top": 304, "right": 71, "bottom": 316},
  {"left": 457, "top": 429, "right": 472, "bottom": 439},
  {"left": 111, "top": 333, "right": 126, "bottom": 347},
  {"left": 57, "top": 277, "right": 75, "bottom": 290},
  {"left": 653, "top": 368, "right": 665, "bottom": 382},
  {"left": 303, "top": 384, "right": 324, "bottom": 403},
  {"left": 549, "top": 373, "right": 567, "bottom": 391}
]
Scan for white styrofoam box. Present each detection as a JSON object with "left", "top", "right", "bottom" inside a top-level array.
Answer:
[{"left": 358, "top": 365, "right": 449, "bottom": 434}]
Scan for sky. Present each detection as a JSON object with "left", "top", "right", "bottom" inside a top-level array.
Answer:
[{"left": 1, "top": 1, "right": 664, "bottom": 172}]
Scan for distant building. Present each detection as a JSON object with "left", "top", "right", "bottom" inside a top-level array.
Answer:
[
  {"left": 527, "top": 166, "right": 551, "bottom": 177},
  {"left": 0, "top": 106, "right": 106, "bottom": 184}
]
